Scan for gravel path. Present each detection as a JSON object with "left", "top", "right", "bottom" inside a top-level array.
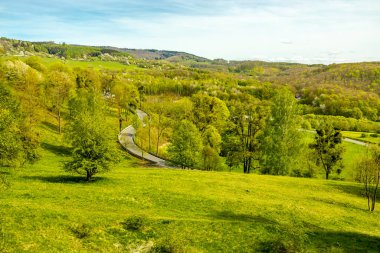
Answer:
[{"left": 118, "top": 110, "right": 168, "bottom": 167}]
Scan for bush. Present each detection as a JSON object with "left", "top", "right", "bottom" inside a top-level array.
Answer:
[
  {"left": 370, "top": 133, "right": 379, "bottom": 138},
  {"left": 361, "top": 133, "right": 368, "bottom": 138},
  {"left": 150, "top": 237, "right": 186, "bottom": 253},
  {"left": 71, "top": 224, "right": 92, "bottom": 239},
  {"left": 290, "top": 169, "right": 302, "bottom": 178},
  {"left": 122, "top": 215, "right": 146, "bottom": 231},
  {"left": 257, "top": 239, "right": 297, "bottom": 253}
]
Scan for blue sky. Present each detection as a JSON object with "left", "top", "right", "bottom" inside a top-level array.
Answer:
[{"left": 1, "top": 0, "right": 379, "bottom": 64}]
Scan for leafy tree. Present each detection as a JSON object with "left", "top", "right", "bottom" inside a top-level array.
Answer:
[
  {"left": 228, "top": 97, "right": 269, "bottom": 173},
  {"left": 65, "top": 90, "right": 119, "bottom": 181},
  {"left": 222, "top": 132, "right": 242, "bottom": 171},
  {"left": 111, "top": 80, "right": 139, "bottom": 132},
  {"left": 25, "top": 56, "right": 47, "bottom": 72},
  {"left": 0, "top": 84, "right": 23, "bottom": 166},
  {"left": 44, "top": 70, "right": 75, "bottom": 133},
  {"left": 191, "top": 93, "right": 230, "bottom": 133},
  {"left": 144, "top": 101, "right": 173, "bottom": 155},
  {"left": 202, "top": 125, "right": 223, "bottom": 171},
  {"left": 0, "top": 83, "right": 38, "bottom": 165},
  {"left": 309, "top": 122, "right": 344, "bottom": 180},
  {"left": 167, "top": 120, "right": 203, "bottom": 169},
  {"left": 74, "top": 68, "right": 101, "bottom": 91},
  {"left": 261, "top": 89, "right": 304, "bottom": 175},
  {"left": 355, "top": 146, "right": 380, "bottom": 212}
]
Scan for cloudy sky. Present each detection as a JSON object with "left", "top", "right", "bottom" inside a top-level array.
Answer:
[{"left": 0, "top": 0, "right": 379, "bottom": 64}]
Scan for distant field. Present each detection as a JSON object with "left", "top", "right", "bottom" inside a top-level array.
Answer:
[
  {"left": 38, "top": 57, "right": 134, "bottom": 70},
  {"left": 1, "top": 122, "right": 379, "bottom": 252},
  {"left": 342, "top": 131, "right": 380, "bottom": 144}
]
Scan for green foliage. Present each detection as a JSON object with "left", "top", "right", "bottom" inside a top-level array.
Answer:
[
  {"left": 191, "top": 93, "right": 230, "bottom": 133},
  {"left": 355, "top": 146, "right": 380, "bottom": 211},
  {"left": 65, "top": 90, "right": 119, "bottom": 180},
  {"left": 0, "top": 84, "right": 22, "bottom": 166},
  {"left": 43, "top": 68, "right": 75, "bottom": 133},
  {"left": 0, "top": 83, "right": 39, "bottom": 165},
  {"left": 227, "top": 95, "right": 269, "bottom": 173},
  {"left": 150, "top": 236, "right": 188, "bottom": 253},
  {"left": 122, "top": 215, "right": 147, "bottom": 231},
  {"left": 201, "top": 125, "right": 224, "bottom": 171},
  {"left": 74, "top": 67, "right": 101, "bottom": 91},
  {"left": 304, "top": 114, "right": 380, "bottom": 132},
  {"left": 310, "top": 123, "right": 344, "bottom": 180},
  {"left": 261, "top": 89, "right": 305, "bottom": 175},
  {"left": 71, "top": 224, "right": 93, "bottom": 239},
  {"left": 167, "top": 120, "right": 203, "bottom": 169}
]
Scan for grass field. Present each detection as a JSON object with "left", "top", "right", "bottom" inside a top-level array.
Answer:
[
  {"left": 1, "top": 122, "right": 380, "bottom": 252},
  {"left": 342, "top": 131, "right": 380, "bottom": 144}
]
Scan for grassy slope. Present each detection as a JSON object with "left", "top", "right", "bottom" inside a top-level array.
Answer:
[
  {"left": 1, "top": 121, "right": 380, "bottom": 252},
  {"left": 38, "top": 57, "right": 135, "bottom": 71}
]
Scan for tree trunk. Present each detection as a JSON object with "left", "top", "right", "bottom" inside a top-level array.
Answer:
[
  {"left": 325, "top": 172, "right": 329, "bottom": 180},
  {"left": 368, "top": 196, "right": 371, "bottom": 211},
  {"left": 156, "top": 134, "right": 161, "bottom": 156},
  {"left": 148, "top": 121, "right": 151, "bottom": 152},
  {"left": 86, "top": 170, "right": 92, "bottom": 181},
  {"left": 119, "top": 116, "right": 123, "bottom": 132},
  {"left": 58, "top": 109, "right": 61, "bottom": 134},
  {"left": 371, "top": 197, "right": 376, "bottom": 212}
]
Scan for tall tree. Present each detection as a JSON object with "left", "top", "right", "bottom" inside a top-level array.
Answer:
[
  {"left": 111, "top": 80, "right": 139, "bottom": 132},
  {"left": 202, "top": 125, "right": 223, "bottom": 171},
  {"left": 0, "top": 83, "right": 23, "bottom": 166},
  {"left": 309, "top": 122, "right": 344, "bottom": 180},
  {"left": 0, "top": 82, "right": 39, "bottom": 165},
  {"left": 44, "top": 70, "right": 75, "bottom": 133},
  {"left": 167, "top": 120, "right": 203, "bottom": 169},
  {"left": 65, "top": 90, "right": 119, "bottom": 181},
  {"left": 261, "top": 89, "right": 304, "bottom": 175},
  {"left": 228, "top": 97, "right": 269, "bottom": 173},
  {"left": 1, "top": 60, "right": 42, "bottom": 162}
]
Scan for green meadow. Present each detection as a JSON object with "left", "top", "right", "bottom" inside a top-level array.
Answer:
[{"left": 1, "top": 124, "right": 379, "bottom": 253}]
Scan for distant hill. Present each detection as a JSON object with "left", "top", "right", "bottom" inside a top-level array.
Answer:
[
  {"left": 0, "top": 37, "right": 210, "bottom": 64},
  {"left": 103, "top": 46, "right": 210, "bottom": 62}
]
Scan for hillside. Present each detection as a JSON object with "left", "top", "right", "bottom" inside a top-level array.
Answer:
[
  {"left": 2, "top": 36, "right": 380, "bottom": 252},
  {"left": 4, "top": 38, "right": 380, "bottom": 122},
  {"left": 0, "top": 38, "right": 209, "bottom": 63},
  {"left": 0, "top": 119, "right": 380, "bottom": 252}
]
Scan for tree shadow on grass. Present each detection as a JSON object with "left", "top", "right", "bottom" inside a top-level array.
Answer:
[
  {"left": 42, "top": 121, "right": 59, "bottom": 132},
  {"left": 326, "top": 182, "right": 380, "bottom": 199},
  {"left": 22, "top": 175, "right": 108, "bottom": 184},
  {"left": 310, "top": 197, "right": 366, "bottom": 212},
  {"left": 308, "top": 230, "right": 380, "bottom": 252},
  {"left": 41, "top": 142, "right": 72, "bottom": 156},
  {"left": 211, "top": 210, "right": 278, "bottom": 224}
]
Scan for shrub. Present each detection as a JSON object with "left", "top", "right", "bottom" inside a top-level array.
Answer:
[
  {"left": 150, "top": 237, "right": 186, "bottom": 253},
  {"left": 71, "top": 224, "right": 92, "bottom": 239},
  {"left": 370, "top": 133, "right": 379, "bottom": 138},
  {"left": 361, "top": 133, "right": 368, "bottom": 138},
  {"left": 122, "top": 215, "right": 146, "bottom": 231}
]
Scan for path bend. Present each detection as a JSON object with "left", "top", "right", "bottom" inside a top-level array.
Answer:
[{"left": 118, "top": 110, "right": 168, "bottom": 167}]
